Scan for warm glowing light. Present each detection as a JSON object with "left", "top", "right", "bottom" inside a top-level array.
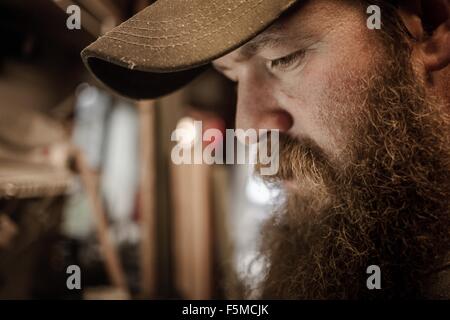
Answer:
[{"left": 175, "top": 117, "right": 198, "bottom": 149}]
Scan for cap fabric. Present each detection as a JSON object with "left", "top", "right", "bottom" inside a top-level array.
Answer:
[{"left": 81, "top": 0, "right": 299, "bottom": 100}]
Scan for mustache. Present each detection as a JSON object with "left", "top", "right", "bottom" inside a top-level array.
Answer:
[
  {"left": 247, "top": 39, "right": 450, "bottom": 299},
  {"left": 227, "top": 4, "right": 450, "bottom": 298},
  {"left": 255, "top": 133, "right": 334, "bottom": 185}
]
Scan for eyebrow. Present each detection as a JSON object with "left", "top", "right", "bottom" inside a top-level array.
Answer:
[
  {"left": 239, "top": 27, "right": 317, "bottom": 61},
  {"left": 238, "top": 32, "right": 287, "bottom": 59},
  {"left": 213, "top": 8, "right": 321, "bottom": 73},
  {"left": 213, "top": 33, "right": 286, "bottom": 72},
  {"left": 213, "top": 31, "right": 312, "bottom": 73}
]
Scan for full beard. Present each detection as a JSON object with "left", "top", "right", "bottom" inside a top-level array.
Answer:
[{"left": 253, "top": 35, "right": 450, "bottom": 300}]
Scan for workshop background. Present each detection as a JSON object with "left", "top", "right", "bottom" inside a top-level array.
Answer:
[{"left": 0, "top": 0, "right": 277, "bottom": 299}]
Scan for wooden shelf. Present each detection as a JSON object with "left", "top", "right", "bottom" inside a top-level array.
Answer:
[{"left": 0, "top": 159, "right": 72, "bottom": 199}]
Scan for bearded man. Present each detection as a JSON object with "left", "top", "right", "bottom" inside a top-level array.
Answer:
[{"left": 82, "top": 0, "right": 450, "bottom": 299}]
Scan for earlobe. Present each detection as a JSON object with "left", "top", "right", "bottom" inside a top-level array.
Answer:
[
  {"left": 421, "top": 19, "right": 450, "bottom": 72},
  {"left": 397, "top": 1, "right": 424, "bottom": 40},
  {"left": 397, "top": 0, "right": 450, "bottom": 73},
  {"left": 415, "top": 0, "right": 450, "bottom": 72}
]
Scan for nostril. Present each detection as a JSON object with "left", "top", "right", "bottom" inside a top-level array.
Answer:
[{"left": 264, "top": 110, "right": 294, "bottom": 133}]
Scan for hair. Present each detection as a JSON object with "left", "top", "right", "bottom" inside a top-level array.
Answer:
[{"left": 242, "top": 0, "right": 450, "bottom": 300}]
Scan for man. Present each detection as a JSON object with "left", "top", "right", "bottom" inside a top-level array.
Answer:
[{"left": 82, "top": 0, "right": 450, "bottom": 299}]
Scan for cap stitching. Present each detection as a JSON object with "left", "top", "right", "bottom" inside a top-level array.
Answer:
[
  {"left": 123, "top": 0, "right": 246, "bottom": 37},
  {"left": 111, "top": 0, "right": 248, "bottom": 40},
  {"left": 103, "top": 0, "right": 264, "bottom": 49},
  {"left": 129, "top": 0, "right": 247, "bottom": 26}
]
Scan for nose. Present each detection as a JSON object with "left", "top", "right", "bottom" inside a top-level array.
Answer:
[{"left": 235, "top": 72, "right": 293, "bottom": 134}]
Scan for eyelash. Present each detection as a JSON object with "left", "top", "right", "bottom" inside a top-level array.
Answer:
[{"left": 269, "top": 50, "right": 306, "bottom": 71}]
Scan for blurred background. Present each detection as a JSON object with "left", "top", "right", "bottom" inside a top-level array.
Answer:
[{"left": 0, "top": 0, "right": 279, "bottom": 299}]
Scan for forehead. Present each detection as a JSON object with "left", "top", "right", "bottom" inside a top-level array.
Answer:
[{"left": 213, "top": 0, "right": 343, "bottom": 65}]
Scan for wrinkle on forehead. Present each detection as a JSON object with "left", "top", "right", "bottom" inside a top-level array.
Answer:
[
  {"left": 219, "top": 0, "right": 351, "bottom": 64},
  {"left": 213, "top": 0, "right": 363, "bottom": 68}
]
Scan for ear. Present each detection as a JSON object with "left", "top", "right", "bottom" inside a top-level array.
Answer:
[{"left": 397, "top": 0, "right": 450, "bottom": 72}]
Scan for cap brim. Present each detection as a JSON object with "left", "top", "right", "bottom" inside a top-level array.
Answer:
[{"left": 81, "top": 0, "right": 298, "bottom": 100}]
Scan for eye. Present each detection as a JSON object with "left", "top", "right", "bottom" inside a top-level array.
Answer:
[{"left": 267, "top": 50, "right": 306, "bottom": 72}]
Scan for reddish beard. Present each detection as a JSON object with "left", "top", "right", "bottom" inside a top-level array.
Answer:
[{"left": 252, "top": 37, "right": 450, "bottom": 300}]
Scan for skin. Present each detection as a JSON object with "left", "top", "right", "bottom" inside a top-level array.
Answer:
[
  {"left": 211, "top": 0, "right": 450, "bottom": 299},
  {"left": 213, "top": 0, "right": 450, "bottom": 165}
]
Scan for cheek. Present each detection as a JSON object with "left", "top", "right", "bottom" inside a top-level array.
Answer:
[
  {"left": 277, "top": 51, "right": 373, "bottom": 157},
  {"left": 276, "top": 57, "right": 350, "bottom": 154},
  {"left": 315, "top": 71, "right": 366, "bottom": 155}
]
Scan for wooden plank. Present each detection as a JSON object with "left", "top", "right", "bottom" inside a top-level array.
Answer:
[
  {"left": 75, "top": 149, "right": 129, "bottom": 295},
  {"left": 170, "top": 154, "right": 212, "bottom": 299},
  {"left": 137, "top": 101, "right": 157, "bottom": 298}
]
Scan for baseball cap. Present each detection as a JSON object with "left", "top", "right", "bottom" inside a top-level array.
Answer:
[{"left": 81, "top": 0, "right": 299, "bottom": 100}]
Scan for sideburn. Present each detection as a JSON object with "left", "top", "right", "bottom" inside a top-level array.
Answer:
[{"left": 256, "top": 34, "right": 450, "bottom": 299}]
